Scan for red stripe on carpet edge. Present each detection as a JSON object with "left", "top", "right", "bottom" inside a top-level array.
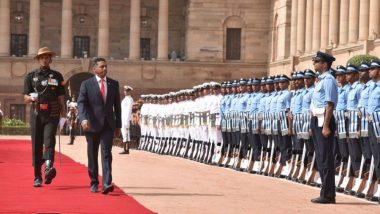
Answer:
[{"left": 0, "top": 139, "right": 155, "bottom": 214}]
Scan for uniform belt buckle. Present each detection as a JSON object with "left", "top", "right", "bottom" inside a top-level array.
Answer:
[{"left": 39, "top": 103, "right": 48, "bottom": 111}]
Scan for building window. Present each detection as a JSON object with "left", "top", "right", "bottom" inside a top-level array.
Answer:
[
  {"left": 10, "top": 104, "right": 26, "bottom": 122},
  {"left": 73, "top": 36, "right": 90, "bottom": 58},
  {"left": 226, "top": 28, "right": 241, "bottom": 60},
  {"left": 140, "top": 38, "right": 151, "bottom": 60},
  {"left": 11, "top": 34, "right": 28, "bottom": 57}
]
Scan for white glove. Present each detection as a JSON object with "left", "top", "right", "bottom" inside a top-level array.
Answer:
[
  {"left": 59, "top": 117, "right": 66, "bottom": 130},
  {"left": 30, "top": 92, "right": 38, "bottom": 102}
]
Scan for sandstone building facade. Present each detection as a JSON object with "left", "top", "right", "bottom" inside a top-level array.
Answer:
[{"left": 0, "top": 0, "right": 379, "bottom": 123}]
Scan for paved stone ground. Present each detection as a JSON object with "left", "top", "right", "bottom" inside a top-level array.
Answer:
[{"left": 2, "top": 135, "right": 379, "bottom": 214}]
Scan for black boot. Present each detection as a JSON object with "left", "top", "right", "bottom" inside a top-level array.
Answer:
[
  {"left": 34, "top": 177, "right": 42, "bottom": 187},
  {"left": 44, "top": 160, "right": 56, "bottom": 184}
]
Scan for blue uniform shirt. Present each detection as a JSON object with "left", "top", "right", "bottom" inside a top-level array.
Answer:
[
  {"left": 246, "top": 93, "right": 255, "bottom": 114},
  {"left": 302, "top": 85, "right": 314, "bottom": 113},
  {"left": 311, "top": 70, "right": 338, "bottom": 109},
  {"left": 265, "top": 92, "right": 275, "bottom": 113},
  {"left": 251, "top": 91, "right": 263, "bottom": 113},
  {"left": 276, "top": 89, "right": 292, "bottom": 112},
  {"left": 230, "top": 94, "right": 240, "bottom": 113},
  {"left": 258, "top": 93, "right": 268, "bottom": 113},
  {"left": 358, "top": 80, "right": 373, "bottom": 112},
  {"left": 237, "top": 93, "right": 250, "bottom": 113},
  {"left": 346, "top": 81, "right": 363, "bottom": 111},
  {"left": 219, "top": 95, "right": 228, "bottom": 118},
  {"left": 291, "top": 88, "right": 305, "bottom": 114},
  {"left": 269, "top": 91, "right": 279, "bottom": 113},
  {"left": 225, "top": 94, "right": 233, "bottom": 115},
  {"left": 367, "top": 81, "right": 380, "bottom": 114},
  {"left": 335, "top": 84, "right": 350, "bottom": 111}
]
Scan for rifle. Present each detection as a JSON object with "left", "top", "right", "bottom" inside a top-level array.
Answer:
[
  {"left": 335, "top": 156, "right": 344, "bottom": 187},
  {"left": 213, "top": 140, "right": 224, "bottom": 165},
  {"left": 266, "top": 138, "right": 276, "bottom": 176},
  {"left": 305, "top": 152, "right": 317, "bottom": 185},
  {"left": 350, "top": 155, "right": 366, "bottom": 195},
  {"left": 337, "top": 156, "right": 353, "bottom": 192},
  {"left": 360, "top": 156, "right": 375, "bottom": 198},
  {"left": 292, "top": 143, "right": 306, "bottom": 180},
  {"left": 221, "top": 143, "right": 231, "bottom": 167}
]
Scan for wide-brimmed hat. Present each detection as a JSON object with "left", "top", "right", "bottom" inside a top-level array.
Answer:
[
  {"left": 123, "top": 85, "right": 133, "bottom": 91},
  {"left": 34, "top": 47, "right": 56, "bottom": 59}
]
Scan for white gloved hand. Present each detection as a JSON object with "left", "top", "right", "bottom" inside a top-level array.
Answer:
[
  {"left": 59, "top": 117, "right": 66, "bottom": 130},
  {"left": 30, "top": 92, "right": 38, "bottom": 102}
]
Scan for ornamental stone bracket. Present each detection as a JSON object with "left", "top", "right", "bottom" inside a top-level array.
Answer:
[{"left": 141, "top": 64, "right": 157, "bottom": 81}]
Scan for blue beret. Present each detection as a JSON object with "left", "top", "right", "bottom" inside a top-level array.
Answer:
[
  {"left": 226, "top": 81, "right": 232, "bottom": 88},
  {"left": 292, "top": 71, "right": 304, "bottom": 80},
  {"left": 266, "top": 77, "right": 274, "bottom": 84},
  {"left": 370, "top": 59, "right": 380, "bottom": 68},
  {"left": 279, "top": 74, "right": 291, "bottom": 82},
  {"left": 304, "top": 69, "right": 316, "bottom": 78},
  {"left": 251, "top": 78, "right": 261, "bottom": 85},
  {"left": 313, "top": 51, "right": 336, "bottom": 64},
  {"left": 260, "top": 77, "right": 267, "bottom": 85},
  {"left": 336, "top": 65, "right": 346, "bottom": 75},
  {"left": 274, "top": 75, "right": 280, "bottom": 83},
  {"left": 346, "top": 64, "right": 358, "bottom": 73},
  {"left": 239, "top": 78, "right": 247, "bottom": 86},
  {"left": 232, "top": 80, "right": 239, "bottom": 87},
  {"left": 359, "top": 62, "right": 370, "bottom": 71},
  {"left": 246, "top": 79, "right": 253, "bottom": 86}
]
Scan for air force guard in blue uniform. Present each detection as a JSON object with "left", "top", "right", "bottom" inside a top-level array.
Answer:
[
  {"left": 367, "top": 60, "right": 380, "bottom": 202},
  {"left": 310, "top": 51, "right": 338, "bottom": 204}
]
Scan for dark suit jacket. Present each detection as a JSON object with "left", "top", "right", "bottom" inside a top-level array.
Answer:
[{"left": 77, "top": 75, "right": 121, "bottom": 132}]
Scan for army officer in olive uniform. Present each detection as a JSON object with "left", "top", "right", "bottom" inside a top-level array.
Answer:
[{"left": 23, "top": 47, "right": 66, "bottom": 187}]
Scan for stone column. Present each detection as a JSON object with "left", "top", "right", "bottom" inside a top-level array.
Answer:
[
  {"left": 28, "top": 0, "right": 40, "bottom": 56},
  {"left": 61, "top": 0, "right": 72, "bottom": 58},
  {"left": 157, "top": 0, "right": 169, "bottom": 60},
  {"left": 312, "top": 0, "right": 321, "bottom": 51},
  {"left": 98, "top": 0, "right": 109, "bottom": 58},
  {"left": 296, "top": 0, "right": 306, "bottom": 54},
  {"left": 329, "top": 0, "right": 339, "bottom": 47},
  {"left": 305, "top": 0, "right": 313, "bottom": 53},
  {"left": 340, "top": 0, "right": 349, "bottom": 44},
  {"left": 369, "top": 0, "right": 379, "bottom": 39},
  {"left": 359, "top": 0, "right": 370, "bottom": 40},
  {"left": 348, "top": 0, "right": 359, "bottom": 43},
  {"left": 0, "top": 0, "right": 10, "bottom": 56},
  {"left": 320, "top": 0, "right": 329, "bottom": 49},
  {"left": 129, "top": 0, "right": 141, "bottom": 60},
  {"left": 290, "top": 0, "right": 298, "bottom": 56}
]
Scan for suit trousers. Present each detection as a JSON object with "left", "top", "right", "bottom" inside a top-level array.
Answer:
[
  {"left": 85, "top": 119, "right": 114, "bottom": 187},
  {"left": 310, "top": 116, "right": 336, "bottom": 199}
]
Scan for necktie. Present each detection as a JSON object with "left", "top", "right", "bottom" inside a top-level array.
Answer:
[{"left": 100, "top": 79, "right": 105, "bottom": 101}]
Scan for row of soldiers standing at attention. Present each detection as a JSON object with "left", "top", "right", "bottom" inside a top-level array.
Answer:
[{"left": 138, "top": 51, "right": 380, "bottom": 204}]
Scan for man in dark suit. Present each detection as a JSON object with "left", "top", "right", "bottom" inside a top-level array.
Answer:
[{"left": 77, "top": 57, "right": 121, "bottom": 194}]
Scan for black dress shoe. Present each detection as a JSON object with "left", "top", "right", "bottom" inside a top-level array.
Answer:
[
  {"left": 311, "top": 197, "right": 336, "bottom": 204},
  {"left": 355, "top": 192, "right": 365, "bottom": 198},
  {"left": 44, "top": 167, "right": 56, "bottom": 184},
  {"left": 102, "top": 184, "right": 114, "bottom": 194},
  {"left": 34, "top": 177, "right": 42, "bottom": 187},
  {"left": 119, "top": 150, "right": 129, "bottom": 154},
  {"left": 67, "top": 142, "right": 73, "bottom": 145},
  {"left": 90, "top": 185, "right": 98, "bottom": 193},
  {"left": 368, "top": 196, "right": 379, "bottom": 202}
]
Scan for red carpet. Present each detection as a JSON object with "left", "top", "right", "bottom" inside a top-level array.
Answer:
[{"left": 0, "top": 139, "right": 155, "bottom": 214}]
